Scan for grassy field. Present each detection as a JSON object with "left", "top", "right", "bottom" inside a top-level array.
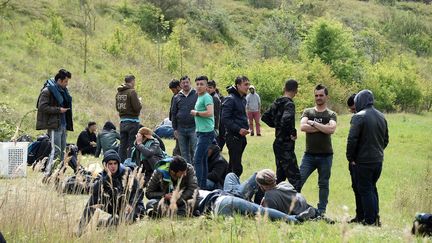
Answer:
[{"left": 0, "top": 112, "right": 431, "bottom": 242}]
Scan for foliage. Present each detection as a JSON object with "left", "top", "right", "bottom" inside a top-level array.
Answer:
[{"left": 133, "top": 3, "right": 170, "bottom": 40}]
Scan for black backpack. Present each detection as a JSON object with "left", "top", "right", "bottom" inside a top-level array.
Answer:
[
  {"left": 27, "top": 135, "right": 51, "bottom": 166},
  {"left": 412, "top": 213, "right": 432, "bottom": 236}
]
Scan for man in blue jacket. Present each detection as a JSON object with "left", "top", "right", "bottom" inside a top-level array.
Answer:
[{"left": 221, "top": 76, "right": 250, "bottom": 177}]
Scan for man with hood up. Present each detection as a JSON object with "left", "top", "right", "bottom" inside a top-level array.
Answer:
[
  {"left": 206, "top": 144, "right": 228, "bottom": 190},
  {"left": 76, "top": 150, "right": 143, "bottom": 236},
  {"left": 346, "top": 89, "right": 389, "bottom": 226},
  {"left": 116, "top": 75, "right": 142, "bottom": 163},
  {"left": 262, "top": 79, "right": 301, "bottom": 192},
  {"left": 221, "top": 76, "right": 250, "bottom": 177}
]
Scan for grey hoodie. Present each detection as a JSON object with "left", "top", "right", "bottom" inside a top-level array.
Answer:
[{"left": 263, "top": 182, "right": 311, "bottom": 215}]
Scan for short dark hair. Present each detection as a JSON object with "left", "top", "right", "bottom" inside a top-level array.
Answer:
[
  {"left": 235, "top": 76, "right": 249, "bottom": 86},
  {"left": 169, "top": 156, "right": 188, "bottom": 172},
  {"left": 347, "top": 93, "right": 356, "bottom": 107},
  {"left": 169, "top": 79, "right": 180, "bottom": 89},
  {"left": 180, "top": 75, "right": 190, "bottom": 82},
  {"left": 285, "top": 79, "right": 298, "bottom": 92},
  {"left": 208, "top": 80, "right": 216, "bottom": 88},
  {"left": 125, "top": 75, "right": 135, "bottom": 83},
  {"left": 195, "top": 75, "right": 208, "bottom": 82},
  {"left": 54, "top": 69, "right": 71, "bottom": 82},
  {"left": 88, "top": 121, "right": 96, "bottom": 127},
  {"left": 315, "top": 84, "right": 328, "bottom": 95}
]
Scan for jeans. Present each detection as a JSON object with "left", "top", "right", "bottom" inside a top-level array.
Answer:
[
  {"left": 299, "top": 153, "right": 333, "bottom": 213},
  {"left": 215, "top": 196, "right": 297, "bottom": 223},
  {"left": 223, "top": 172, "right": 258, "bottom": 201},
  {"left": 273, "top": 140, "right": 301, "bottom": 192},
  {"left": 226, "top": 133, "right": 247, "bottom": 177},
  {"left": 119, "top": 121, "right": 140, "bottom": 163},
  {"left": 349, "top": 163, "right": 363, "bottom": 220},
  {"left": 45, "top": 127, "right": 67, "bottom": 176},
  {"left": 356, "top": 163, "right": 382, "bottom": 225},
  {"left": 194, "top": 131, "right": 215, "bottom": 188},
  {"left": 247, "top": 111, "right": 261, "bottom": 135},
  {"left": 206, "top": 179, "right": 219, "bottom": 190},
  {"left": 178, "top": 127, "right": 197, "bottom": 164}
]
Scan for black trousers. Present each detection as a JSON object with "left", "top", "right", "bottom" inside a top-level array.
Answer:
[
  {"left": 119, "top": 121, "right": 140, "bottom": 163},
  {"left": 226, "top": 133, "right": 247, "bottom": 177},
  {"left": 273, "top": 140, "right": 301, "bottom": 192},
  {"left": 349, "top": 163, "right": 364, "bottom": 220},
  {"left": 356, "top": 162, "right": 382, "bottom": 225}
]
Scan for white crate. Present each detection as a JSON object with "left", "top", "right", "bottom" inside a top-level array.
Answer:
[{"left": 0, "top": 142, "right": 28, "bottom": 178}]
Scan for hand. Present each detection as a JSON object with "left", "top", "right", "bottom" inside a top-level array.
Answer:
[
  {"left": 135, "top": 134, "right": 143, "bottom": 144},
  {"left": 164, "top": 193, "right": 172, "bottom": 201},
  {"left": 190, "top": 110, "right": 197, "bottom": 116},
  {"left": 174, "top": 130, "right": 178, "bottom": 139},
  {"left": 239, "top": 128, "right": 250, "bottom": 136},
  {"left": 60, "top": 107, "right": 69, "bottom": 113},
  {"left": 307, "top": 120, "right": 315, "bottom": 126},
  {"left": 90, "top": 141, "right": 97, "bottom": 147},
  {"left": 290, "top": 135, "right": 297, "bottom": 141},
  {"left": 351, "top": 161, "right": 356, "bottom": 166}
]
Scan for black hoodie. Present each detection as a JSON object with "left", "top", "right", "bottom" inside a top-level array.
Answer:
[
  {"left": 207, "top": 145, "right": 228, "bottom": 186},
  {"left": 346, "top": 90, "right": 389, "bottom": 163},
  {"left": 221, "top": 86, "right": 249, "bottom": 135},
  {"left": 262, "top": 96, "right": 296, "bottom": 142}
]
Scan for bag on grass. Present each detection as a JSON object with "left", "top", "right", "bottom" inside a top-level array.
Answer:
[
  {"left": 412, "top": 213, "right": 432, "bottom": 236},
  {"left": 27, "top": 134, "right": 51, "bottom": 166}
]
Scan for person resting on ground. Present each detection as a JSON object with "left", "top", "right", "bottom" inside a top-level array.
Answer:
[
  {"left": 95, "top": 121, "right": 120, "bottom": 158},
  {"left": 205, "top": 144, "right": 228, "bottom": 190}
]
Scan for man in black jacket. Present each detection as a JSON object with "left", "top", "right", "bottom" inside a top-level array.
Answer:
[
  {"left": 221, "top": 76, "right": 250, "bottom": 177},
  {"left": 169, "top": 79, "right": 181, "bottom": 156},
  {"left": 206, "top": 144, "right": 228, "bottom": 190},
  {"left": 262, "top": 80, "right": 301, "bottom": 192},
  {"left": 77, "top": 121, "right": 97, "bottom": 155},
  {"left": 346, "top": 90, "right": 389, "bottom": 226}
]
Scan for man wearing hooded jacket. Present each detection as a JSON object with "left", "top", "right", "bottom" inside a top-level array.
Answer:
[
  {"left": 346, "top": 90, "right": 389, "bottom": 226},
  {"left": 221, "top": 76, "right": 250, "bottom": 177}
]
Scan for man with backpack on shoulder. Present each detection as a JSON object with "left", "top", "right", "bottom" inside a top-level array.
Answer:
[{"left": 36, "top": 69, "right": 73, "bottom": 176}]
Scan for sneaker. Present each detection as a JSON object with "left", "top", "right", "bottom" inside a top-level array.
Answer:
[
  {"left": 257, "top": 134, "right": 262, "bottom": 136},
  {"left": 348, "top": 217, "right": 364, "bottom": 224},
  {"left": 250, "top": 133, "right": 255, "bottom": 136}
]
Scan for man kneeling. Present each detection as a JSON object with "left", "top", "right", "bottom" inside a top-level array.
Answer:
[{"left": 76, "top": 150, "right": 143, "bottom": 236}]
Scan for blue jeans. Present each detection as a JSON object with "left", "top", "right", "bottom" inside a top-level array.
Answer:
[
  {"left": 216, "top": 196, "right": 298, "bottom": 223},
  {"left": 223, "top": 172, "right": 258, "bottom": 201},
  {"left": 46, "top": 127, "right": 67, "bottom": 176},
  {"left": 194, "top": 131, "right": 215, "bottom": 188},
  {"left": 178, "top": 127, "right": 197, "bottom": 164},
  {"left": 299, "top": 153, "right": 333, "bottom": 213}
]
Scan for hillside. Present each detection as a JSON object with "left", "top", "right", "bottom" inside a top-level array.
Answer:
[{"left": 0, "top": 0, "right": 431, "bottom": 141}]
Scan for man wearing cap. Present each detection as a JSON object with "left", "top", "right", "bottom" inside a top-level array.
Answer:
[
  {"left": 129, "top": 127, "right": 165, "bottom": 185},
  {"left": 255, "top": 169, "right": 318, "bottom": 222},
  {"left": 76, "top": 150, "right": 143, "bottom": 236},
  {"left": 76, "top": 121, "right": 97, "bottom": 156},
  {"left": 116, "top": 74, "right": 142, "bottom": 163},
  {"left": 246, "top": 85, "right": 261, "bottom": 136}
]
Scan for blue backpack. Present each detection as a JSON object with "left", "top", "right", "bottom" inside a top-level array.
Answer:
[{"left": 27, "top": 135, "right": 51, "bottom": 165}]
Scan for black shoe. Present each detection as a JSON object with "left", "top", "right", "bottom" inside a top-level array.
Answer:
[
  {"left": 257, "top": 134, "right": 261, "bottom": 136},
  {"left": 250, "top": 133, "right": 254, "bottom": 136},
  {"left": 348, "top": 217, "right": 364, "bottom": 224}
]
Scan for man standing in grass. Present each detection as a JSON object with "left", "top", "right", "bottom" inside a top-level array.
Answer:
[
  {"left": 221, "top": 76, "right": 251, "bottom": 178},
  {"left": 190, "top": 76, "right": 214, "bottom": 189},
  {"left": 346, "top": 90, "right": 388, "bottom": 226},
  {"left": 299, "top": 84, "right": 337, "bottom": 216},
  {"left": 36, "top": 69, "right": 73, "bottom": 176},
  {"left": 116, "top": 74, "right": 142, "bottom": 163},
  {"left": 246, "top": 85, "right": 262, "bottom": 136},
  {"left": 169, "top": 79, "right": 181, "bottom": 156}
]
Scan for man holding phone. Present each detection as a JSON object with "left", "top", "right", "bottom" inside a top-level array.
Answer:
[{"left": 36, "top": 69, "right": 74, "bottom": 176}]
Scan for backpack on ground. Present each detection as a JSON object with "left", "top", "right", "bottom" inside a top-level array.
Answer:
[
  {"left": 412, "top": 213, "right": 432, "bottom": 236},
  {"left": 27, "top": 134, "right": 51, "bottom": 166}
]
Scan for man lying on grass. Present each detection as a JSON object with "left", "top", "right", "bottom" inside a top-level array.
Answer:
[{"left": 76, "top": 150, "right": 144, "bottom": 236}]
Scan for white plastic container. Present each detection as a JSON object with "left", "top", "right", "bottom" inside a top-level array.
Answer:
[{"left": 0, "top": 142, "right": 28, "bottom": 178}]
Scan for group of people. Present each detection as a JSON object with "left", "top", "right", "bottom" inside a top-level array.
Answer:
[{"left": 35, "top": 69, "right": 389, "bottom": 236}]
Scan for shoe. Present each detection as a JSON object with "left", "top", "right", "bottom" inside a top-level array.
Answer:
[
  {"left": 296, "top": 207, "right": 317, "bottom": 222},
  {"left": 250, "top": 133, "right": 254, "bottom": 136},
  {"left": 257, "top": 134, "right": 262, "bottom": 136},
  {"left": 348, "top": 217, "right": 364, "bottom": 224}
]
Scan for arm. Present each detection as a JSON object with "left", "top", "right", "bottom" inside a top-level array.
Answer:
[
  {"left": 221, "top": 97, "right": 242, "bottom": 134},
  {"left": 300, "top": 117, "right": 319, "bottom": 133},
  {"left": 261, "top": 104, "right": 275, "bottom": 128},
  {"left": 171, "top": 96, "right": 179, "bottom": 130},
  {"left": 207, "top": 159, "right": 227, "bottom": 183},
  {"left": 136, "top": 140, "right": 162, "bottom": 158},
  {"left": 312, "top": 120, "right": 337, "bottom": 135},
  {"left": 346, "top": 116, "right": 363, "bottom": 163},
  {"left": 38, "top": 89, "right": 61, "bottom": 114},
  {"left": 95, "top": 134, "right": 101, "bottom": 157},
  {"left": 192, "top": 104, "right": 214, "bottom": 117},
  {"left": 145, "top": 171, "right": 165, "bottom": 199},
  {"left": 130, "top": 90, "right": 142, "bottom": 114},
  {"left": 178, "top": 166, "right": 198, "bottom": 206},
  {"left": 384, "top": 120, "right": 389, "bottom": 149}
]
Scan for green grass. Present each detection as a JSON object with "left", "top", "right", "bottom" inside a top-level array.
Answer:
[{"left": 0, "top": 112, "right": 431, "bottom": 242}]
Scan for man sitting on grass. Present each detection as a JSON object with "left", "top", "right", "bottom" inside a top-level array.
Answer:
[{"left": 76, "top": 150, "right": 143, "bottom": 236}]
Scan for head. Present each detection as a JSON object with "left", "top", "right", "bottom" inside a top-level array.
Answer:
[
  {"left": 87, "top": 121, "right": 97, "bottom": 133},
  {"left": 249, "top": 85, "right": 256, "bottom": 94},
  {"left": 207, "top": 80, "right": 217, "bottom": 94},
  {"left": 102, "top": 149, "right": 121, "bottom": 175},
  {"left": 125, "top": 74, "right": 136, "bottom": 87},
  {"left": 169, "top": 156, "right": 188, "bottom": 180},
  {"left": 195, "top": 76, "right": 209, "bottom": 95},
  {"left": 180, "top": 75, "right": 191, "bottom": 92},
  {"left": 169, "top": 79, "right": 181, "bottom": 95},
  {"left": 284, "top": 79, "right": 298, "bottom": 97},
  {"left": 354, "top": 89, "right": 374, "bottom": 112},
  {"left": 103, "top": 121, "right": 116, "bottom": 131},
  {"left": 347, "top": 93, "right": 357, "bottom": 113},
  {"left": 314, "top": 84, "right": 329, "bottom": 106},
  {"left": 55, "top": 69, "right": 72, "bottom": 89},
  {"left": 255, "top": 169, "right": 277, "bottom": 191},
  {"left": 137, "top": 127, "right": 153, "bottom": 141},
  {"left": 235, "top": 76, "right": 250, "bottom": 96}
]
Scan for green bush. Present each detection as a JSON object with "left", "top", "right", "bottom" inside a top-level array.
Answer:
[
  {"left": 187, "top": 8, "right": 234, "bottom": 44},
  {"left": 134, "top": 3, "right": 170, "bottom": 39},
  {"left": 46, "top": 16, "right": 64, "bottom": 44}
]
